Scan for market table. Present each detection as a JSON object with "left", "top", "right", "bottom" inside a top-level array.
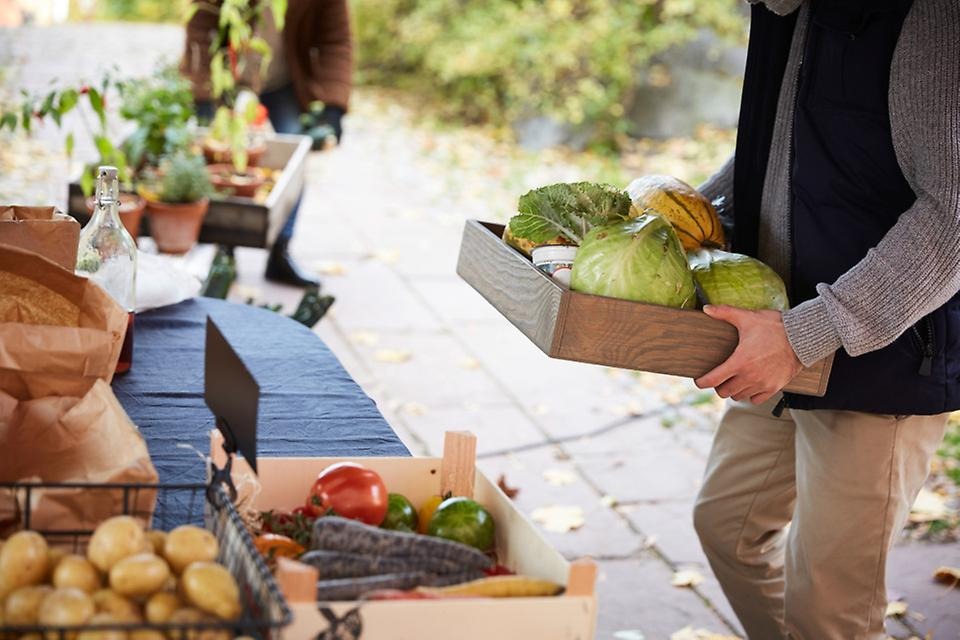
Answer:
[{"left": 111, "top": 297, "right": 409, "bottom": 490}]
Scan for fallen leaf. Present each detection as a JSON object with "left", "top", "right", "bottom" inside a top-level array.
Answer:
[
  {"left": 542, "top": 468, "right": 577, "bottom": 486},
  {"left": 613, "top": 632, "right": 645, "bottom": 640},
  {"left": 368, "top": 249, "right": 400, "bottom": 264},
  {"left": 909, "top": 488, "right": 955, "bottom": 523},
  {"left": 669, "top": 627, "right": 740, "bottom": 640},
  {"left": 399, "top": 402, "right": 428, "bottom": 417},
  {"left": 933, "top": 566, "right": 960, "bottom": 586},
  {"left": 312, "top": 260, "right": 347, "bottom": 276},
  {"left": 458, "top": 357, "right": 481, "bottom": 370},
  {"left": 374, "top": 349, "right": 412, "bottom": 364},
  {"left": 530, "top": 505, "right": 585, "bottom": 533},
  {"left": 641, "top": 534, "right": 658, "bottom": 549},
  {"left": 349, "top": 331, "right": 380, "bottom": 347},
  {"left": 600, "top": 495, "right": 618, "bottom": 508},
  {"left": 497, "top": 474, "right": 520, "bottom": 499},
  {"left": 885, "top": 601, "right": 908, "bottom": 617},
  {"left": 671, "top": 570, "right": 705, "bottom": 588}
]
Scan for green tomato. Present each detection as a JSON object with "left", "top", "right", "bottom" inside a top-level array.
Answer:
[
  {"left": 426, "top": 497, "right": 495, "bottom": 552},
  {"left": 381, "top": 493, "right": 419, "bottom": 532}
]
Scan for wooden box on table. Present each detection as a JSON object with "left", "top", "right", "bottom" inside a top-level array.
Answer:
[
  {"left": 212, "top": 431, "right": 598, "bottom": 640},
  {"left": 67, "top": 133, "right": 311, "bottom": 248},
  {"left": 456, "top": 220, "right": 833, "bottom": 397}
]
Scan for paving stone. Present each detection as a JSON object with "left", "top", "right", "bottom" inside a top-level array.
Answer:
[
  {"left": 596, "top": 556, "right": 739, "bottom": 639},
  {"left": 886, "top": 542, "right": 960, "bottom": 638},
  {"left": 399, "top": 402, "right": 546, "bottom": 457},
  {"left": 407, "top": 277, "right": 505, "bottom": 325},
  {"left": 478, "top": 448, "right": 644, "bottom": 560}
]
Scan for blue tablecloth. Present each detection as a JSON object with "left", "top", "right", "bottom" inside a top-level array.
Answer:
[{"left": 112, "top": 298, "right": 409, "bottom": 487}]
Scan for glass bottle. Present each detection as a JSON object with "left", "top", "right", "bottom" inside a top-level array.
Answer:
[{"left": 76, "top": 166, "right": 137, "bottom": 374}]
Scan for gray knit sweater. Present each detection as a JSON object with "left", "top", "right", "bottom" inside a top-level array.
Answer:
[{"left": 699, "top": 0, "right": 960, "bottom": 369}]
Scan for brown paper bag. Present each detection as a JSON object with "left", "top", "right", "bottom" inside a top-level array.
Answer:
[
  {"left": 0, "top": 205, "right": 80, "bottom": 270},
  {"left": 0, "top": 244, "right": 127, "bottom": 400},
  {"left": 0, "top": 379, "right": 158, "bottom": 533}
]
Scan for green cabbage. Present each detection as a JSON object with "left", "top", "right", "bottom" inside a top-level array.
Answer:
[
  {"left": 688, "top": 249, "right": 789, "bottom": 311},
  {"left": 508, "top": 182, "right": 632, "bottom": 245},
  {"left": 570, "top": 215, "right": 697, "bottom": 309}
]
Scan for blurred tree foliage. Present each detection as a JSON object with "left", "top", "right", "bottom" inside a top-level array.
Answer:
[
  {"left": 351, "top": 0, "right": 746, "bottom": 146},
  {"left": 73, "top": 0, "right": 191, "bottom": 23}
]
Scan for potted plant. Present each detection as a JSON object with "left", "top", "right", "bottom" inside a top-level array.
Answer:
[
  {"left": 119, "top": 66, "right": 195, "bottom": 169},
  {"left": 204, "top": 92, "right": 268, "bottom": 197},
  {"left": 142, "top": 152, "right": 212, "bottom": 254}
]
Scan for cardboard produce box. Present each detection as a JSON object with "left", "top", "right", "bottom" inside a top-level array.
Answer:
[
  {"left": 212, "top": 431, "right": 598, "bottom": 640},
  {"left": 0, "top": 205, "right": 80, "bottom": 270},
  {"left": 457, "top": 220, "right": 833, "bottom": 397}
]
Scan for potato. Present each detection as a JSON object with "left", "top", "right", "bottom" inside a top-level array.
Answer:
[
  {"left": 3, "top": 585, "right": 52, "bottom": 625},
  {"left": 144, "top": 531, "right": 167, "bottom": 556},
  {"left": 37, "top": 587, "right": 95, "bottom": 627},
  {"left": 162, "top": 527, "right": 218, "bottom": 575},
  {"left": 46, "top": 547, "right": 68, "bottom": 581},
  {"left": 166, "top": 608, "right": 229, "bottom": 640},
  {"left": 53, "top": 555, "right": 102, "bottom": 594},
  {"left": 179, "top": 563, "right": 239, "bottom": 621},
  {"left": 144, "top": 591, "right": 181, "bottom": 624},
  {"left": 109, "top": 553, "right": 170, "bottom": 599},
  {"left": 0, "top": 531, "right": 49, "bottom": 590},
  {"left": 92, "top": 589, "right": 142, "bottom": 622},
  {"left": 88, "top": 516, "right": 145, "bottom": 573},
  {"left": 129, "top": 632, "right": 166, "bottom": 640},
  {"left": 76, "top": 613, "right": 127, "bottom": 640}
]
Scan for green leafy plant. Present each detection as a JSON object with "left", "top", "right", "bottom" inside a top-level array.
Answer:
[
  {"left": 120, "top": 67, "right": 196, "bottom": 168},
  {"left": 939, "top": 415, "right": 960, "bottom": 488},
  {"left": 156, "top": 152, "right": 213, "bottom": 204},
  {"left": 207, "top": 93, "right": 260, "bottom": 172},
  {"left": 351, "top": 0, "right": 745, "bottom": 147},
  {"left": 0, "top": 76, "right": 130, "bottom": 196}
]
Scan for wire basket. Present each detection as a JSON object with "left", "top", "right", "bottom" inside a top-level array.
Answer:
[{"left": 0, "top": 481, "right": 291, "bottom": 639}]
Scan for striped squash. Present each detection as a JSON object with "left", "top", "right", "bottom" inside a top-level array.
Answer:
[{"left": 626, "top": 175, "right": 724, "bottom": 251}]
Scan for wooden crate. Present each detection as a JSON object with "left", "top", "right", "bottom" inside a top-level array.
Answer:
[
  {"left": 457, "top": 220, "right": 833, "bottom": 397},
  {"left": 211, "top": 431, "right": 597, "bottom": 640},
  {"left": 67, "top": 133, "right": 311, "bottom": 248}
]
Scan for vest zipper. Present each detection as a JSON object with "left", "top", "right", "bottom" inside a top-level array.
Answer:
[
  {"left": 772, "top": 395, "right": 789, "bottom": 417},
  {"left": 910, "top": 317, "right": 934, "bottom": 376}
]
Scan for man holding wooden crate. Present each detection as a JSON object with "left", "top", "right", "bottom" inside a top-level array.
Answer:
[{"left": 689, "top": 0, "right": 959, "bottom": 637}]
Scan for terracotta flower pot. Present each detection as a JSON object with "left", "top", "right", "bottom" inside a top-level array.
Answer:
[
  {"left": 206, "top": 164, "right": 267, "bottom": 199},
  {"left": 144, "top": 197, "right": 210, "bottom": 254},
  {"left": 85, "top": 192, "right": 146, "bottom": 242},
  {"left": 202, "top": 139, "right": 267, "bottom": 167}
]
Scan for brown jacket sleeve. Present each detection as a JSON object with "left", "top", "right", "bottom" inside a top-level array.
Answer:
[
  {"left": 181, "top": 1, "right": 220, "bottom": 102},
  {"left": 284, "top": 0, "right": 353, "bottom": 112}
]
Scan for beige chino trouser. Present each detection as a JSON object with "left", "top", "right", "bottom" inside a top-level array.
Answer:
[{"left": 693, "top": 396, "right": 948, "bottom": 640}]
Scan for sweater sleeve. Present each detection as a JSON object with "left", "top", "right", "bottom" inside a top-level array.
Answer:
[
  {"left": 782, "top": 0, "right": 960, "bottom": 367},
  {"left": 697, "top": 154, "right": 735, "bottom": 226}
]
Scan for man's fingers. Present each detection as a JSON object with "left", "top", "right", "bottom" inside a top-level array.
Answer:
[
  {"left": 716, "top": 378, "right": 749, "bottom": 400},
  {"left": 703, "top": 304, "right": 750, "bottom": 330},
  {"left": 695, "top": 356, "right": 738, "bottom": 389},
  {"left": 750, "top": 390, "right": 777, "bottom": 405}
]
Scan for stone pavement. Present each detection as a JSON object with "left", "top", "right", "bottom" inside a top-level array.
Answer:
[{"left": 4, "top": 23, "right": 958, "bottom": 640}]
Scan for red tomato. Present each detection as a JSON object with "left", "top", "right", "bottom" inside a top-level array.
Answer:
[{"left": 306, "top": 462, "right": 388, "bottom": 525}]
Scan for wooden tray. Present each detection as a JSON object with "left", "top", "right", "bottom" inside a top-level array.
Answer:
[
  {"left": 67, "top": 133, "right": 311, "bottom": 248},
  {"left": 211, "top": 431, "right": 597, "bottom": 640},
  {"left": 456, "top": 220, "right": 833, "bottom": 397}
]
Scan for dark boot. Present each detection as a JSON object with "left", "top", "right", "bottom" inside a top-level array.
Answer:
[{"left": 265, "top": 238, "right": 322, "bottom": 288}]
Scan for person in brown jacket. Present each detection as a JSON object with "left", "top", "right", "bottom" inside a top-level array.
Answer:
[{"left": 182, "top": 0, "right": 352, "bottom": 287}]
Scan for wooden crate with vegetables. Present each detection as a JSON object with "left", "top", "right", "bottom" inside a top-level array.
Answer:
[
  {"left": 457, "top": 176, "right": 834, "bottom": 397},
  {"left": 213, "top": 431, "right": 598, "bottom": 640}
]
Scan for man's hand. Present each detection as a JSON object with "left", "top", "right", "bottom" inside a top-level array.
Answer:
[{"left": 694, "top": 305, "right": 803, "bottom": 405}]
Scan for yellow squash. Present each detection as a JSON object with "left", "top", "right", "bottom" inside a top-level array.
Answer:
[{"left": 626, "top": 175, "right": 724, "bottom": 251}]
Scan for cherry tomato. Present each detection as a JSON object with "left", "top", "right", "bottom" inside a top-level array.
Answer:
[
  {"left": 254, "top": 533, "right": 305, "bottom": 560},
  {"left": 306, "top": 462, "right": 388, "bottom": 526},
  {"left": 417, "top": 494, "right": 446, "bottom": 534}
]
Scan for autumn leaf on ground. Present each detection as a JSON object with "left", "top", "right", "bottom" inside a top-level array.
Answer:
[
  {"left": 399, "top": 402, "right": 428, "bottom": 417},
  {"left": 669, "top": 627, "right": 740, "bottom": 640},
  {"left": 909, "top": 488, "right": 955, "bottom": 523},
  {"left": 600, "top": 495, "right": 618, "bottom": 508},
  {"left": 312, "top": 261, "right": 347, "bottom": 276},
  {"left": 531, "top": 505, "right": 585, "bottom": 533},
  {"left": 933, "top": 566, "right": 960, "bottom": 587},
  {"left": 497, "top": 474, "right": 520, "bottom": 499},
  {"left": 458, "top": 357, "right": 481, "bottom": 370},
  {"left": 542, "top": 468, "right": 578, "bottom": 486},
  {"left": 374, "top": 349, "right": 412, "bottom": 364},
  {"left": 671, "top": 570, "right": 705, "bottom": 588},
  {"left": 612, "top": 632, "right": 645, "bottom": 640},
  {"left": 885, "top": 600, "right": 908, "bottom": 617},
  {"left": 349, "top": 331, "right": 379, "bottom": 347},
  {"left": 368, "top": 249, "right": 400, "bottom": 264}
]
